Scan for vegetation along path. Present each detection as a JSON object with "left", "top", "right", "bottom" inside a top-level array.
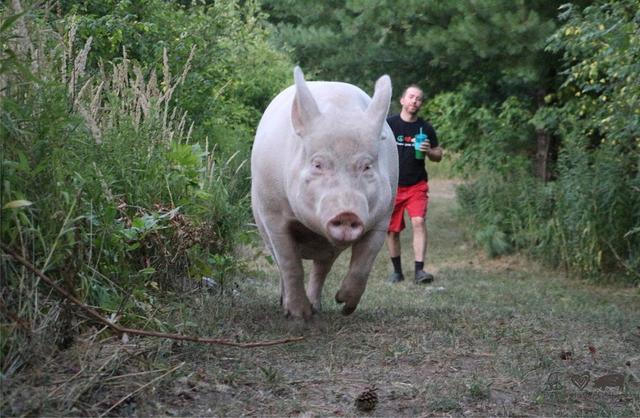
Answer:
[{"left": 8, "top": 179, "right": 639, "bottom": 417}]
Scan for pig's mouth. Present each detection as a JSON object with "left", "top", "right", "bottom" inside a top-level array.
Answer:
[{"left": 326, "top": 212, "right": 364, "bottom": 245}]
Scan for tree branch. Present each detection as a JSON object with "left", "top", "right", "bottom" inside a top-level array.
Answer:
[{"left": 1, "top": 243, "right": 304, "bottom": 348}]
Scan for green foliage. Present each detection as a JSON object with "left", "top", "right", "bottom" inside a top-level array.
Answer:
[
  {"left": 2, "top": 0, "right": 637, "bottom": 386},
  {"left": 425, "top": 87, "right": 535, "bottom": 175},
  {"left": 263, "top": 0, "right": 562, "bottom": 101},
  {"left": 535, "top": 0, "right": 639, "bottom": 280},
  {"left": 457, "top": 166, "right": 547, "bottom": 259},
  {"left": 63, "top": 0, "right": 291, "bottom": 156},
  {"left": 1, "top": 1, "right": 291, "bottom": 376}
]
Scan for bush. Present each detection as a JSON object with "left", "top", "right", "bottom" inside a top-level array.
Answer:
[
  {"left": 443, "top": 0, "right": 639, "bottom": 284},
  {"left": 1, "top": 1, "right": 291, "bottom": 377}
]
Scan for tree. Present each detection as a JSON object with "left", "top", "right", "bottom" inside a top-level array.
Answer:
[{"left": 262, "top": 0, "right": 579, "bottom": 179}]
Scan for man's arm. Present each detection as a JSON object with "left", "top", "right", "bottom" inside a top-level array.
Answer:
[
  {"left": 418, "top": 141, "right": 442, "bottom": 162},
  {"left": 427, "top": 145, "right": 442, "bottom": 162}
]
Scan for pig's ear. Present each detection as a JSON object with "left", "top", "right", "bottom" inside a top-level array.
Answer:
[
  {"left": 291, "top": 66, "right": 321, "bottom": 137},
  {"left": 366, "top": 75, "right": 392, "bottom": 136}
]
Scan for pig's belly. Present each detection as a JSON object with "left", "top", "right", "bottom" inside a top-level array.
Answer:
[{"left": 288, "top": 220, "right": 344, "bottom": 261}]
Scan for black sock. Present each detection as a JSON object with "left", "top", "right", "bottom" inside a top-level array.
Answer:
[
  {"left": 391, "top": 256, "right": 402, "bottom": 274},
  {"left": 415, "top": 261, "right": 424, "bottom": 272}
]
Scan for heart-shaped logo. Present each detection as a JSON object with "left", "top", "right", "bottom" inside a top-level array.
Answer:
[{"left": 570, "top": 372, "right": 590, "bottom": 390}]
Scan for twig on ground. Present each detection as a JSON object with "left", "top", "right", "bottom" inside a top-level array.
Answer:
[
  {"left": 47, "top": 366, "right": 86, "bottom": 398},
  {"left": 99, "top": 362, "right": 186, "bottom": 417},
  {"left": 2, "top": 243, "right": 305, "bottom": 348}
]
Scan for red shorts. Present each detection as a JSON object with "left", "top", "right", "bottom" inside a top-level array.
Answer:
[{"left": 388, "top": 180, "right": 429, "bottom": 233}]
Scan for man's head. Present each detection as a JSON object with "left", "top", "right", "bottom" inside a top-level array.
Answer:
[{"left": 399, "top": 85, "right": 424, "bottom": 119}]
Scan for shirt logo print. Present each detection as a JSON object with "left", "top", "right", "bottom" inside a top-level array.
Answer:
[{"left": 396, "top": 135, "right": 416, "bottom": 145}]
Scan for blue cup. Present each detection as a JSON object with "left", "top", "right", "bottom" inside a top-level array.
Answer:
[{"left": 414, "top": 128, "right": 427, "bottom": 160}]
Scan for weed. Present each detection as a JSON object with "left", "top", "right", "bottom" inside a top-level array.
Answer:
[
  {"left": 259, "top": 365, "right": 282, "bottom": 385},
  {"left": 430, "top": 397, "right": 461, "bottom": 412},
  {"left": 468, "top": 375, "right": 492, "bottom": 400}
]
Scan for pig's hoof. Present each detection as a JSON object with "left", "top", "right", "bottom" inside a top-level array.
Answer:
[
  {"left": 311, "top": 300, "right": 322, "bottom": 313},
  {"left": 335, "top": 291, "right": 357, "bottom": 315},
  {"left": 284, "top": 304, "right": 314, "bottom": 321},
  {"left": 341, "top": 305, "right": 356, "bottom": 316}
]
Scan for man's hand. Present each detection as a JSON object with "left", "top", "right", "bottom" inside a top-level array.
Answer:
[{"left": 419, "top": 141, "right": 442, "bottom": 162}]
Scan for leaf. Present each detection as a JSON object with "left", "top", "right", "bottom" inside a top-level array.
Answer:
[
  {"left": 3, "top": 199, "right": 33, "bottom": 209},
  {"left": 131, "top": 217, "right": 146, "bottom": 229},
  {"left": 0, "top": 11, "right": 27, "bottom": 34},
  {"left": 139, "top": 267, "right": 156, "bottom": 276}
]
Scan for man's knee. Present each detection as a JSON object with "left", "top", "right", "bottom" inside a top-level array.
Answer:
[{"left": 410, "top": 216, "right": 425, "bottom": 227}]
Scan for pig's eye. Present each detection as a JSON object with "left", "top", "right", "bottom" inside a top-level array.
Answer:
[
  {"left": 358, "top": 159, "right": 373, "bottom": 173},
  {"left": 311, "top": 157, "right": 326, "bottom": 172}
]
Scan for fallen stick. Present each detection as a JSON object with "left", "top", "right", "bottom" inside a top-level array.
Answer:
[{"left": 1, "top": 243, "right": 304, "bottom": 348}]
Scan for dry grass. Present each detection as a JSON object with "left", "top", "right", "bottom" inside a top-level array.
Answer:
[{"left": 4, "top": 179, "right": 638, "bottom": 417}]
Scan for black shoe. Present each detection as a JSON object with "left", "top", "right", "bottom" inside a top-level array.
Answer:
[
  {"left": 415, "top": 270, "right": 434, "bottom": 284},
  {"left": 387, "top": 272, "right": 405, "bottom": 283}
]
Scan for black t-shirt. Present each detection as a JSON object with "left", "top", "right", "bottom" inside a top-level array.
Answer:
[{"left": 386, "top": 114, "right": 439, "bottom": 186}]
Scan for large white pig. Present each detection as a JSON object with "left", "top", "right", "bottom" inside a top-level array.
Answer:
[{"left": 251, "top": 67, "right": 398, "bottom": 320}]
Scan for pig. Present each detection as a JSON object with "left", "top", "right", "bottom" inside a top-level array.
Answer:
[{"left": 251, "top": 67, "right": 398, "bottom": 320}]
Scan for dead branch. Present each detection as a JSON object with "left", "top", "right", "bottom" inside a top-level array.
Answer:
[{"left": 1, "top": 243, "right": 304, "bottom": 348}]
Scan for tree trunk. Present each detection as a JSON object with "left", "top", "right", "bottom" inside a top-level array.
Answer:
[
  {"left": 535, "top": 128, "right": 552, "bottom": 181},
  {"left": 534, "top": 85, "right": 553, "bottom": 181}
]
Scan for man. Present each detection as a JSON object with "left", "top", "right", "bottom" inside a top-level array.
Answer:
[{"left": 386, "top": 84, "right": 442, "bottom": 284}]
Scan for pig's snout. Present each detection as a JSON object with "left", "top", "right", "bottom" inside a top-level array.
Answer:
[{"left": 327, "top": 212, "right": 364, "bottom": 244}]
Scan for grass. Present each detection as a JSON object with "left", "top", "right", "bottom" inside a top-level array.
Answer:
[{"left": 2, "top": 178, "right": 639, "bottom": 417}]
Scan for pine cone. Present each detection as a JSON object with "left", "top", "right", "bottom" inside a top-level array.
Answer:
[{"left": 354, "top": 386, "right": 378, "bottom": 412}]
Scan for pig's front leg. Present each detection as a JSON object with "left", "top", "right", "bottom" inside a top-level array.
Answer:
[
  {"left": 270, "top": 231, "right": 314, "bottom": 320},
  {"left": 306, "top": 257, "right": 337, "bottom": 312},
  {"left": 335, "top": 228, "right": 386, "bottom": 315}
]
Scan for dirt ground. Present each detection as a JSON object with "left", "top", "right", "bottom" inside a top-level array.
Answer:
[{"left": 3, "top": 179, "right": 639, "bottom": 417}]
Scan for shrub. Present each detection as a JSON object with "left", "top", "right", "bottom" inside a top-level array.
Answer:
[{"left": 1, "top": 1, "right": 291, "bottom": 377}]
